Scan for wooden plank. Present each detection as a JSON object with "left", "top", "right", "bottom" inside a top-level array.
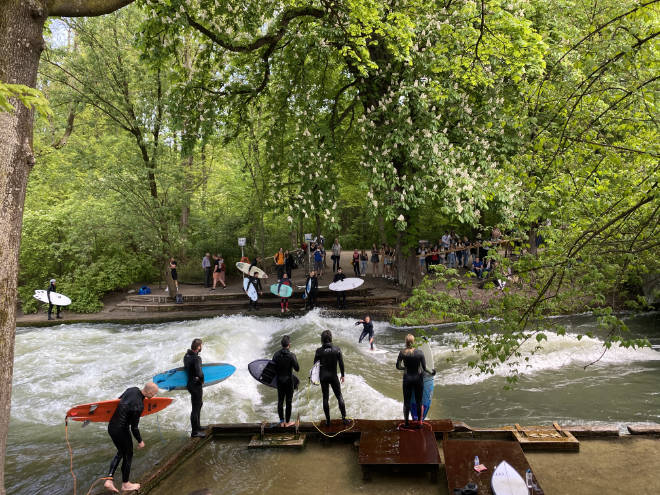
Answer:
[
  {"left": 563, "top": 425, "right": 619, "bottom": 438},
  {"left": 510, "top": 424, "right": 579, "bottom": 451},
  {"left": 358, "top": 427, "right": 440, "bottom": 466},
  {"left": 443, "top": 439, "right": 542, "bottom": 495},
  {"left": 207, "top": 419, "right": 453, "bottom": 436},
  {"left": 248, "top": 433, "right": 306, "bottom": 448},
  {"left": 627, "top": 425, "right": 660, "bottom": 435}
]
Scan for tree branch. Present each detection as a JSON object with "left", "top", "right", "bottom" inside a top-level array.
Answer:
[
  {"left": 48, "top": 0, "right": 135, "bottom": 17},
  {"left": 185, "top": 7, "right": 324, "bottom": 53}
]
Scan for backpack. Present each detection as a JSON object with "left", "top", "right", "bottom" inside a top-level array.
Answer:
[
  {"left": 175, "top": 293, "right": 184, "bottom": 304},
  {"left": 138, "top": 286, "right": 151, "bottom": 295}
]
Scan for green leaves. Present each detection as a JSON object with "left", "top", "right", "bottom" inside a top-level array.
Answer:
[{"left": 0, "top": 82, "right": 52, "bottom": 117}]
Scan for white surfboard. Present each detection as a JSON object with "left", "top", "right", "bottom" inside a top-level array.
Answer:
[
  {"left": 328, "top": 277, "right": 364, "bottom": 291},
  {"left": 242, "top": 277, "right": 258, "bottom": 302},
  {"left": 309, "top": 361, "right": 320, "bottom": 385},
  {"left": 235, "top": 262, "right": 268, "bottom": 279},
  {"left": 491, "top": 461, "right": 528, "bottom": 495},
  {"left": 33, "top": 290, "right": 71, "bottom": 306}
]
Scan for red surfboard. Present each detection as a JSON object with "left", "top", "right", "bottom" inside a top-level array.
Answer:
[{"left": 66, "top": 397, "right": 173, "bottom": 423}]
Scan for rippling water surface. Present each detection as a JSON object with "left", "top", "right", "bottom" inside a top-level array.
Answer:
[{"left": 6, "top": 311, "right": 659, "bottom": 494}]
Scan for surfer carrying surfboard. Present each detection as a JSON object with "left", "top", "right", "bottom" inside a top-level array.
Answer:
[
  {"left": 314, "top": 330, "right": 348, "bottom": 426},
  {"left": 247, "top": 273, "right": 262, "bottom": 310},
  {"left": 272, "top": 335, "right": 300, "bottom": 426},
  {"left": 103, "top": 382, "right": 159, "bottom": 494},
  {"left": 304, "top": 271, "right": 319, "bottom": 310},
  {"left": 355, "top": 316, "right": 375, "bottom": 350},
  {"left": 396, "top": 334, "right": 435, "bottom": 428},
  {"left": 278, "top": 273, "right": 293, "bottom": 313},
  {"left": 332, "top": 267, "right": 347, "bottom": 308},
  {"left": 47, "top": 279, "right": 62, "bottom": 320}
]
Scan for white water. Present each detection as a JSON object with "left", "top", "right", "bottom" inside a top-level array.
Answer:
[{"left": 7, "top": 311, "right": 660, "bottom": 494}]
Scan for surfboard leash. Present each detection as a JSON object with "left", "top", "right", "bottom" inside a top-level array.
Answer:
[
  {"left": 64, "top": 415, "right": 119, "bottom": 495},
  {"left": 64, "top": 417, "right": 78, "bottom": 495},
  {"left": 304, "top": 380, "right": 355, "bottom": 438}
]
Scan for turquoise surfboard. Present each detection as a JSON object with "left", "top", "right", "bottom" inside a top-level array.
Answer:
[
  {"left": 153, "top": 362, "right": 236, "bottom": 391},
  {"left": 270, "top": 283, "right": 293, "bottom": 298},
  {"left": 411, "top": 340, "right": 434, "bottom": 420}
]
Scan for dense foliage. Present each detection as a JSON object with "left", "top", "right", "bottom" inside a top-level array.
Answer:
[{"left": 21, "top": 0, "right": 658, "bottom": 377}]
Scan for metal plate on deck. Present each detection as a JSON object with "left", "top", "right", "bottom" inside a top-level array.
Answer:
[
  {"left": 443, "top": 439, "right": 543, "bottom": 495},
  {"left": 359, "top": 427, "right": 440, "bottom": 465},
  {"left": 248, "top": 433, "right": 306, "bottom": 448}
]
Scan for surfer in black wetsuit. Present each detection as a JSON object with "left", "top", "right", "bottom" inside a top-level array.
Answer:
[
  {"left": 247, "top": 274, "right": 262, "bottom": 310},
  {"left": 314, "top": 330, "right": 348, "bottom": 426},
  {"left": 333, "top": 267, "right": 346, "bottom": 309},
  {"left": 355, "top": 315, "right": 375, "bottom": 350},
  {"left": 272, "top": 335, "right": 300, "bottom": 427},
  {"left": 305, "top": 271, "right": 319, "bottom": 310},
  {"left": 47, "top": 278, "right": 61, "bottom": 320},
  {"left": 103, "top": 382, "right": 158, "bottom": 494},
  {"left": 184, "top": 338, "right": 206, "bottom": 438},
  {"left": 396, "top": 334, "right": 435, "bottom": 427}
]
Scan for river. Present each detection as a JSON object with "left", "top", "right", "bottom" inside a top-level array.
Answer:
[{"left": 5, "top": 311, "right": 659, "bottom": 494}]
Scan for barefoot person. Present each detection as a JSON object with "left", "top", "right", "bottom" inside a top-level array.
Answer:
[
  {"left": 185, "top": 338, "right": 206, "bottom": 438},
  {"left": 272, "top": 335, "right": 300, "bottom": 426},
  {"left": 103, "top": 382, "right": 159, "bottom": 493},
  {"left": 396, "top": 334, "right": 435, "bottom": 428},
  {"left": 355, "top": 315, "right": 374, "bottom": 350},
  {"left": 314, "top": 330, "right": 348, "bottom": 426}
]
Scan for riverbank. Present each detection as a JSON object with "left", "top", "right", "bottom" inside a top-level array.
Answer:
[{"left": 16, "top": 248, "right": 653, "bottom": 328}]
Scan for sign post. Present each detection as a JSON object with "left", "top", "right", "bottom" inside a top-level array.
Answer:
[{"left": 238, "top": 237, "right": 246, "bottom": 258}]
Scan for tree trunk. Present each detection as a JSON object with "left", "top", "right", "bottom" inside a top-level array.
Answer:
[
  {"left": 0, "top": 3, "right": 47, "bottom": 492},
  {"left": 378, "top": 214, "right": 386, "bottom": 245},
  {"left": 528, "top": 223, "right": 538, "bottom": 256},
  {"left": 395, "top": 232, "right": 420, "bottom": 289}
]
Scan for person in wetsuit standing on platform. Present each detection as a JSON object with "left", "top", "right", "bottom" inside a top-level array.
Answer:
[
  {"left": 314, "top": 330, "right": 348, "bottom": 426},
  {"left": 356, "top": 315, "right": 375, "bottom": 350},
  {"left": 103, "top": 382, "right": 158, "bottom": 494},
  {"left": 184, "top": 338, "right": 206, "bottom": 438},
  {"left": 396, "top": 334, "right": 435, "bottom": 428},
  {"left": 272, "top": 335, "right": 300, "bottom": 427}
]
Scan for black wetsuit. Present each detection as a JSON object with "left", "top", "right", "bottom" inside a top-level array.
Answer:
[
  {"left": 305, "top": 275, "right": 319, "bottom": 309},
  {"left": 396, "top": 349, "right": 433, "bottom": 423},
  {"left": 333, "top": 272, "right": 346, "bottom": 308},
  {"left": 358, "top": 321, "right": 374, "bottom": 349},
  {"left": 47, "top": 282, "right": 61, "bottom": 319},
  {"left": 248, "top": 275, "right": 261, "bottom": 309},
  {"left": 107, "top": 387, "right": 144, "bottom": 483},
  {"left": 314, "top": 343, "right": 347, "bottom": 424},
  {"left": 285, "top": 254, "right": 295, "bottom": 280},
  {"left": 184, "top": 349, "right": 204, "bottom": 434},
  {"left": 272, "top": 348, "right": 300, "bottom": 422}
]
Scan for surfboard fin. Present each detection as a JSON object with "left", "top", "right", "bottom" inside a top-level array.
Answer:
[{"left": 82, "top": 420, "right": 91, "bottom": 428}]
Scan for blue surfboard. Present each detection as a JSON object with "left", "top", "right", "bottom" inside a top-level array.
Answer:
[
  {"left": 411, "top": 341, "right": 434, "bottom": 420},
  {"left": 153, "top": 362, "right": 236, "bottom": 391}
]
